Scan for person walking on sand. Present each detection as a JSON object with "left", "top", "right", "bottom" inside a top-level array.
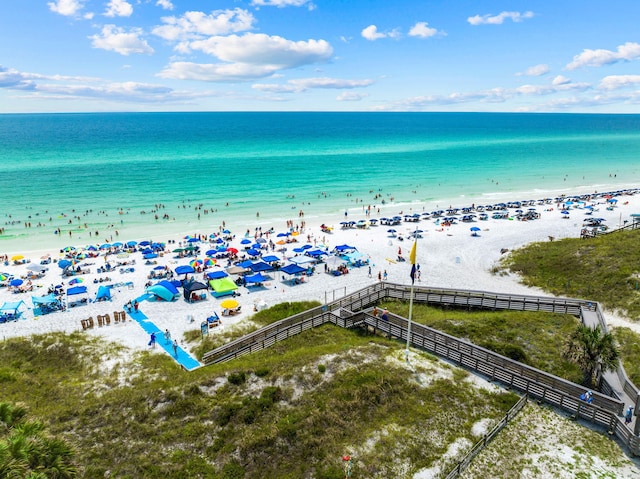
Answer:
[
  {"left": 148, "top": 332, "right": 156, "bottom": 349},
  {"left": 383, "top": 270, "right": 388, "bottom": 281},
  {"left": 133, "top": 300, "right": 139, "bottom": 312},
  {"left": 172, "top": 339, "right": 179, "bottom": 357}
]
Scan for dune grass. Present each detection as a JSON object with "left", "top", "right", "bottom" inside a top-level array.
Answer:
[{"left": 499, "top": 229, "right": 640, "bottom": 317}]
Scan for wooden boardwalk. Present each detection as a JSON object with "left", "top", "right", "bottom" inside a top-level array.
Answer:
[{"left": 202, "top": 282, "right": 640, "bottom": 455}]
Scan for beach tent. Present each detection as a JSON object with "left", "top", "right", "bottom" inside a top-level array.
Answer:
[
  {"left": 175, "top": 265, "right": 195, "bottom": 275},
  {"left": 237, "top": 260, "right": 254, "bottom": 269},
  {"left": 206, "top": 270, "right": 229, "bottom": 280},
  {"left": 261, "top": 255, "right": 281, "bottom": 263},
  {"left": 333, "top": 244, "right": 357, "bottom": 253},
  {"left": 226, "top": 265, "right": 248, "bottom": 275},
  {"left": 248, "top": 261, "right": 273, "bottom": 273},
  {"left": 66, "top": 285, "right": 88, "bottom": 307},
  {"left": 289, "top": 255, "right": 316, "bottom": 266},
  {"left": 245, "top": 273, "right": 270, "bottom": 284},
  {"left": 94, "top": 285, "right": 112, "bottom": 302},
  {"left": 183, "top": 281, "right": 208, "bottom": 301},
  {"left": 324, "top": 255, "right": 347, "bottom": 269},
  {"left": 280, "top": 264, "right": 306, "bottom": 276},
  {"left": 0, "top": 300, "right": 26, "bottom": 321},
  {"left": 209, "top": 277, "right": 238, "bottom": 297},
  {"left": 32, "top": 294, "right": 62, "bottom": 315},
  {"left": 146, "top": 280, "right": 180, "bottom": 302}
]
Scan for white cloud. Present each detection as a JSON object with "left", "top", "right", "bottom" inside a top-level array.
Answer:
[
  {"left": 361, "top": 25, "right": 400, "bottom": 41},
  {"left": 552, "top": 75, "right": 571, "bottom": 85},
  {"left": 158, "top": 62, "right": 281, "bottom": 82},
  {"left": 467, "top": 11, "right": 534, "bottom": 26},
  {"left": 104, "top": 0, "right": 133, "bottom": 18},
  {"left": 566, "top": 42, "right": 640, "bottom": 70},
  {"left": 252, "top": 83, "right": 299, "bottom": 93},
  {"left": 518, "top": 64, "right": 549, "bottom": 77},
  {"left": 188, "top": 33, "right": 332, "bottom": 68},
  {"left": 253, "top": 77, "right": 374, "bottom": 93},
  {"left": 152, "top": 9, "right": 255, "bottom": 42},
  {"left": 48, "top": 0, "right": 85, "bottom": 16},
  {"left": 289, "top": 77, "right": 374, "bottom": 89},
  {"left": 156, "top": 0, "right": 174, "bottom": 10},
  {"left": 337, "top": 92, "right": 368, "bottom": 101},
  {"left": 599, "top": 75, "right": 640, "bottom": 90},
  {"left": 90, "top": 25, "right": 154, "bottom": 56},
  {"left": 408, "top": 22, "right": 441, "bottom": 39},
  {"left": 251, "top": 0, "right": 315, "bottom": 9},
  {"left": 158, "top": 34, "right": 334, "bottom": 81}
]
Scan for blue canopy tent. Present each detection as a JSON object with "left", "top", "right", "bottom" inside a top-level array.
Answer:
[
  {"left": 333, "top": 244, "right": 357, "bottom": 254},
  {"left": 66, "top": 285, "right": 89, "bottom": 307},
  {"left": 262, "top": 255, "right": 281, "bottom": 263},
  {"left": 175, "top": 265, "right": 195, "bottom": 276},
  {"left": 0, "top": 300, "right": 26, "bottom": 322},
  {"left": 32, "top": 293, "right": 62, "bottom": 315},
  {"left": 206, "top": 270, "right": 229, "bottom": 280},
  {"left": 245, "top": 272, "right": 270, "bottom": 285},
  {"left": 209, "top": 277, "right": 238, "bottom": 297},
  {"left": 280, "top": 264, "right": 306, "bottom": 275},
  {"left": 238, "top": 260, "right": 254, "bottom": 269},
  {"left": 249, "top": 261, "right": 273, "bottom": 273},
  {"left": 94, "top": 285, "right": 112, "bottom": 302}
]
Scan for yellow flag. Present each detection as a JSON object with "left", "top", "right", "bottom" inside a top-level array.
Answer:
[{"left": 409, "top": 240, "right": 417, "bottom": 265}]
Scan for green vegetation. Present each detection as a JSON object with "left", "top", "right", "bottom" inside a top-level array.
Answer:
[
  {"left": 563, "top": 325, "right": 620, "bottom": 387},
  {"left": 500, "top": 229, "right": 640, "bottom": 317},
  {"left": 379, "top": 301, "right": 584, "bottom": 383},
  {"left": 0, "top": 402, "right": 77, "bottom": 478},
  {"left": 0, "top": 315, "right": 519, "bottom": 478},
  {"left": 612, "top": 327, "right": 640, "bottom": 386}
]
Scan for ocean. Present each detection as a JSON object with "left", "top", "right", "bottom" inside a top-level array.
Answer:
[{"left": 2, "top": 112, "right": 640, "bottom": 253}]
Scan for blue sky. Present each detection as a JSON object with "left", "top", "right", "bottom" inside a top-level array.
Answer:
[{"left": 1, "top": 0, "right": 640, "bottom": 113}]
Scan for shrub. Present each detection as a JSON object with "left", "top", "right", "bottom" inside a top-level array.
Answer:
[
  {"left": 318, "top": 364, "right": 326, "bottom": 373},
  {"left": 228, "top": 371, "right": 246, "bottom": 385}
]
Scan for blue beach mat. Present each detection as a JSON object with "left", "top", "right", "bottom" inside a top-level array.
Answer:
[{"left": 126, "top": 301, "right": 201, "bottom": 371}]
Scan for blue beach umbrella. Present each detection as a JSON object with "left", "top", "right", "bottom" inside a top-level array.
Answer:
[
  {"left": 126, "top": 240, "right": 137, "bottom": 247},
  {"left": 10, "top": 279, "right": 23, "bottom": 287}
]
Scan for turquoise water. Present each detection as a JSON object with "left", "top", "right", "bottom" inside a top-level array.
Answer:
[{"left": 1, "top": 112, "right": 640, "bottom": 252}]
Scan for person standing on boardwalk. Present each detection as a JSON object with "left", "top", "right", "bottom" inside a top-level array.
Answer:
[
  {"left": 148, "top": 332, "right": 156, "bottom": 349},
  {"left": 164, "top": 329, "right": 171, "bottom": 344},
  {"left": 172, "top": 339, "right": 179, "bottom": 357},
  {"left": 133, "top": 300, "right": 139, "bottom": 312}
]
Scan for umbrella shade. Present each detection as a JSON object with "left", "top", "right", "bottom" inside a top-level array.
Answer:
[
  {"left": 0, "top": 274, "right": 8, "bottom": 281},
  {"left": 203, "top": 258, "right": 216, "bottom": 267},
  {"left": 27, "top": 264, "right": 47, "bottom": 272},
  {"left": 175, "top": 265, "right": 196, "bottom": 275},
  {"left": 246, "top": 248, "right": 261, "bottom": 256},
  {"left": 206, "top": 249, "right": 217, "bottom": 256},
  {"left": 190, "top": 259, "right": 203, "bottom": 268},
  {"left": 220, "top": 298, "right": 239, "bottom": 309},
  {"left": 68, "top": 278, "right": 84, "bottom": 285},
  {"left": 153, "top": 265, "right": 166, "bottom": 270},
  {"left": 139, "top": 241, "right": 151, "bottom": 246},
  {"left": 245, "top": 273, "right": 269, "bottom": 283},
  {"left": 10, "top": 279, "right": 23, "bottom": 287},
  {"left": 126, "top": 240, "right": 138, "bottom": 247},
  {"left": 11, "top": 255, "right": 24, "bottom": 262},
  {"left": 173, "top": 248, "right": 185, "bottom": 253},
  {"left": 470, "top": 227, "right": 481, "bottom": 231},
  {"left": 226, "top": 247, "right": 239, "bottom": 254},
  {"left": 226, "top": 266, "right": 248, "bottom": 275},
  {"left": 187, "top": 237, "right": 200, "bottom": 243},
  {"left": 256, "top": 238, "right": 267, "bottom": 244},
  {"left": 99, "top": 243, "right": 111, "bottom": 249},
  {"left": 281, "top": 263, "right": 306, "bottom": 275},
  {"left": 58, "top": 259, "right": 72, "bottom": 270},
  {"left": 277, "top": 232, "right": 290, "bottom": 237},
  {"left": 240, "top": 238, "right": 252, "bottom": 244}
]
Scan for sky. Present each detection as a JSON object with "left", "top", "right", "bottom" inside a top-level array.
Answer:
[{"left": 1, "top": 0, "right": 640, "bottom": 113}]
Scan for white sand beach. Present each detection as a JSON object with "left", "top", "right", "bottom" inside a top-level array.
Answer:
[{"left": 1, "top": 190, "right": 639, "bottom": 357}]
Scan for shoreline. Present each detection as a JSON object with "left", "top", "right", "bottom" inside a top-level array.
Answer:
[
  {"left": 2, "top": 183, "right": 638, "bottom": 258},
  {"left": 1, "top": 184, "right": 639, "bottom": 356}
]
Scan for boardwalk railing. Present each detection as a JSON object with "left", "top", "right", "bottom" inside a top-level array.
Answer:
[
  {"left": 444, "top": 395, "right": 529, "bottom": 479},
  {"left": 201, "top": 282, "right": 640, "bottom": 455}
]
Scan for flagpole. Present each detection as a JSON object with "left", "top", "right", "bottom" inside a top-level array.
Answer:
[{"left": 406, "top": 228, "right": 418, "bottom": 363}]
